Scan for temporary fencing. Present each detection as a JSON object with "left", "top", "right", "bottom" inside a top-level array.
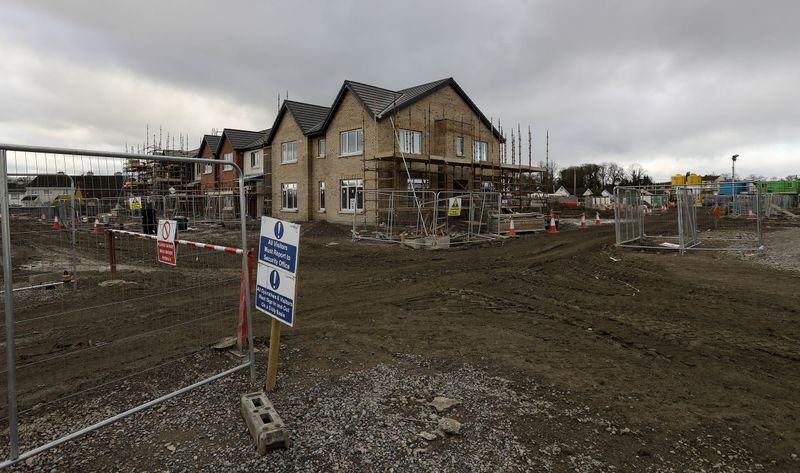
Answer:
[
  {"left": 0, "top": 144, "right": 254, "bottom": 467},
  {"left": 350, "top": 190, "right": 503, "bottom": 245},
  {"left": 614, "top": 183, "right": 764, "bottom": 253}
]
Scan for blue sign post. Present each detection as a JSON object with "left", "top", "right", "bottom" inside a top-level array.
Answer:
[{"left": 255, "top": 217, "right": 301, "bottom": 392}]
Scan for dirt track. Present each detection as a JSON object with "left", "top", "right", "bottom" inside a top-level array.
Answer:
[{"left": 5, "top": 214, "right": 800, "bottom": 471}]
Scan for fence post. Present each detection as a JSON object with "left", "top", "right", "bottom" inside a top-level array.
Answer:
[
  {"left": 0, "top": 149, "right": 20, "bottom": 460},
  {"left": 106, "top": 229, "right": 117, "bottom": 279},
  {"left": 237, "top": 250, "right": 254, "bottom": 352},
  {"left": 235, "top": 169, "right": 255, "bottom": 381}
]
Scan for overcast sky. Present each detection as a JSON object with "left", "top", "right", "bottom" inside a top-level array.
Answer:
[{"left": 1, "top": 0, "right": 798, "bottom": 180}]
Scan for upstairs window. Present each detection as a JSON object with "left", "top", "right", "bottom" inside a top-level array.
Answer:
[
  {"left": 223, "top": 152, "right": 233, "bottom": 171},
  {"left": 456, "top": 136, "right": 464, "bottom": 156},
  {"left": 340, "top": 129, "right": 363, "bottom": 156},
  {"left": 318, "top": 139, "right": 326, "bottom": 158},
  {"left": 473, "top": 141, "right": 488, "bottom": 162},
  {"left": 399, "top": 129, "right": 422, "bottom": 154},
  {"left": 250, "top": 150, "right": 261, "bottom": 168},
  {"left": 281, "top": 141, "right": 297, "bottom": 163}
]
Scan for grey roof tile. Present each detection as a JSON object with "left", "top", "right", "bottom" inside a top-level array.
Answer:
[
  {"left": 284, "top": 101, "right": 330, "bottom": 134},
  {"left": 221, "top": 128, "right": 267, "bottom": 151}
]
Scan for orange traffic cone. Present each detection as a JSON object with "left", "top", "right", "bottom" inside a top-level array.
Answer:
[
  {"left": 52, "top": 214, "right": 61, "bottom": 230},
  {"left": 580, "top": 213, "right": 588, "bottom": 229},
  {"left": 92, "top": 215, "right": 101, "bottom": 234},
  {"left": 547, "top": 217, "right": 558, "bottom": 233},
  {"left": 508, "top": 217, "right": 517, "bottom": 237},
  {"left": 595, "top": 212, "right": 602, "bottom": 225}
]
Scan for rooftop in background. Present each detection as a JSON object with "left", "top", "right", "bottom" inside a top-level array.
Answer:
[{"left": 27, "top": 174, "right": 124, "bottom": 199}]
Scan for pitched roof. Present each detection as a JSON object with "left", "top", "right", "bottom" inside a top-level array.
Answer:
[
  {"left": 265, "top": 77, "right": 503, "bottom": 144},
  {"left": 215, "top": 128, "right": 269, "bottom": 154},
  {"left": 242, "top": 129, "right": 271, "bottom": 150},
  {"left": 265, "top": 101, "right": 331, "bottom": 145},
  {"left": 315, "top": 77, "right": 503, "bottom": 140},
  {"left": 28, "top": 174, "right": 124, "bottom": 199},
  {"left": 28, "top": 174, "right": 73, "bottom": 188},
  {"left": 198, "top": 134, "right": 221, "bottom": 157}
]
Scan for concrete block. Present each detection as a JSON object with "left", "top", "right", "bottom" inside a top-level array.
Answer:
[{"left": 240, "top": 391, "right": 290, "bottom": 454}]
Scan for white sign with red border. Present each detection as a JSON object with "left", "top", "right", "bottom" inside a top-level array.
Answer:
[{"left": 157, "top": 219, "right": 177, "bottom": 266}]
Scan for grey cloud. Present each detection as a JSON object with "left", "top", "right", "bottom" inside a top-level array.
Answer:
[{"left": 1, "top": 0, "right": 798, "bottom": 179}]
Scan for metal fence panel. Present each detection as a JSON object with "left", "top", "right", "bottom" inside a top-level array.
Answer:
[
  {"left": 613, "top": 188, "right": 644, "bottom": 245},
  {"left": 0, "top": 145, "right": 254, "bottom": 466},
  {"left": 432, "top": 191, "right": 502, "bottom": 244},
  {"left": 614, "top": 183, "right": 763, "bottom": 252}
]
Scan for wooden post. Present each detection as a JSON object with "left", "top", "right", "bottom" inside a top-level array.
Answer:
[
  {"left": 266, "top": 318, "right": 282, "bottom": 392},
  {"left": 106, "top": 228, "right": 117, "bottom": 279}
]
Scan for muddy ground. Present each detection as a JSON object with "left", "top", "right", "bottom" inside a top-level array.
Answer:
[{"left": 2, "top": 211, "right": 800, "bottom": 472}]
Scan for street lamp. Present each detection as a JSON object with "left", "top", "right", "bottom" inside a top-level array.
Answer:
[{"left": 731, "top": 154, "right": 739, "bottom": 182}]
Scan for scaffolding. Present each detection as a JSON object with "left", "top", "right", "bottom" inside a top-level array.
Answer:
[{"left": 353, "top": 106, "right": 546, "bottom": 241}]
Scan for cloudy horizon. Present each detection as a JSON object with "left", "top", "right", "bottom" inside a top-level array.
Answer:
[{"left": 1, "top": 0, "right": 798, "bottom": 181}]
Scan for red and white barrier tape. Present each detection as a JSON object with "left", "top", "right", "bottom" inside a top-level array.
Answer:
[{"left": 108, "top": 228, "right": 244, "bottom": 254}]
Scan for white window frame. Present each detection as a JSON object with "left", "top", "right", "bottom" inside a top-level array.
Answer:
[
  {"left": 340, "top": 129, "right": 363, "bottom": 156},
  {"left": 340, "top": 178, "right": 363, "bottom": 212},
  {"left": 473, "top": 141, "right": 488, "bottom": 162},
  {"left": 281, "top": 183, "right": 298, "bottom": 211},
  {"left": 250, "top": 150, "right": 261, "bottom": 168},
  {"left": 281, "top": 141, "right": 298, "bottom": 163},
  {"left": 407, "top": 178, "right": 429, "bottom": 191},
  {"left": 223, "top": 152, "right": 233, "bottom": 171},
  {"left": 317, "top": 138, "right": 326, "bottom": 158},
  {"left": 399, "top": 129, "right": 422, "bottom": 154},
  {"left": 456, "top": 136, "right": 464, "bottom": 156},
  {"left": 319, "top": 181, "right": 326, "bottom": 211},
  {"left": 204, "top": 162, "right": 213, "bottom": 174}
]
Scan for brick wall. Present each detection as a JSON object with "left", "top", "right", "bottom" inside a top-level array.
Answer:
[{"left": 271, "top": 111, "right": 311, "bottom": 222}]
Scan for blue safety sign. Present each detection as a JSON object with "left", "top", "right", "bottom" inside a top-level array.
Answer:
[
  {"left": 259, "top": 218, "right": 300, "bottom": 274},
  {"left": 255, "top": 216, "right": 300, "bottom": 327},
  {"left": 256, "top": 267, "right": 295, "bottom": 326}
]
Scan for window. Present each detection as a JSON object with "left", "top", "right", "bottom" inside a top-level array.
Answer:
[
  {"left": 281, "top": 183, "right": 298, "bottom": 211},
  {"left": 319, "top": 181, "right": 326, "bottom": 211},
  {"left": 250, "top": 150, "right": 261, "bottom": 168},
  {"left": 473, "top": 141, "right": 488, "bottom": 161},
  {"left": 318, "top": 139, "right": 326, "bottom": 158},
  {"left": 340, "top": 129, "right": 363, "bottom": 156},
  {"left": 281, "top": 141, "right": 297, "bottom": 163},
  {"left": 223, "top": 152, "right": 233, "bottom": 171},
  {"left": 407, "top": 178, "right": 429, "bottom": 191},
  {"left": 340, "top": 179, "right": 363, "bottom": 212},
  {"left": 204, "top": 163, "right": 213, "bottom": 174},
  {"left": 399, "top": 129, "right": 422, "bottom": 154},
  {"left": 456, "top": 136, "right": 464, "bottom": 156}
]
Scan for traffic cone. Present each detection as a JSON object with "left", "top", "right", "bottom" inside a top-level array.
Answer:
[
  {"left": 747, "top": 209, "right": 756, "bottom": 220},
  {"left": 595, "top": 212, "right": 602, "bottom": 225},
  {"left": 52, "top": 214, "right": 61, "bottom": 230},
  {"left": 547, "top": 217, "right": 558, "bottom": 233},
  {"left": 92, "top": 214, "right": 101, "bottom": 234},
  {"left": 508, "top": 217, "right": 517, "bottom": 237},
  {"left": 580, "top": 213, "right": 588, "bottom": 229}
]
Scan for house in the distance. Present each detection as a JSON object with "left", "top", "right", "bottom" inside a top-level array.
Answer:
[
  {"left": 266, "top": 77, "right": 541, "bottom": 223},
  {"left": 196, "top": 129, "right": 271, "bottom": 217}
]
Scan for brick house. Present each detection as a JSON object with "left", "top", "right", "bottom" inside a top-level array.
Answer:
[
  {"left": 266, "top": 77, "right": 540, "bottom": 223},
  {"left": 196, "top": 129, "right": 270, "bottom": 217}
]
